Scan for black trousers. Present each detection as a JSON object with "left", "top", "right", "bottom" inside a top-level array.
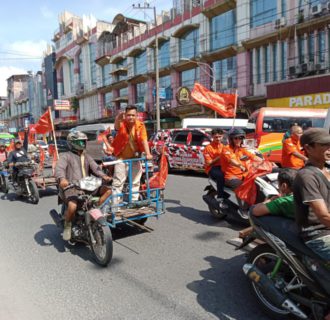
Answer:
[{"left": 209, "top": 166, "right": 225, "bottom": 198}]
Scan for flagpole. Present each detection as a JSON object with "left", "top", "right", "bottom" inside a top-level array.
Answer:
[
  {"left": 232, "top": 89, "right": 238, "bottom": 128},
  {"left": 48, "top": 106, "right": 59, "bottom": 160}
]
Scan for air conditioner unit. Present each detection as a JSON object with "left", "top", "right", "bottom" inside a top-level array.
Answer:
[
  {"left": 315, "top": 62, "right": 327, "bottom": 72},
  {"left": 289, "top": 66, "right": 297, "bottom": 77},
  {"left": 300, "top": 62, "right": 314, "bottom": 74},
  {"left": 275, "top": 17, "right": 286, "bottom": 29},
  {"left": 311, "top": 4, "right": 322, "bottom": 16}
]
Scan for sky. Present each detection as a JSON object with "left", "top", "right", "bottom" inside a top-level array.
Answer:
[{"left": 0, "top": 0, "right": 171, "bottom": 96}]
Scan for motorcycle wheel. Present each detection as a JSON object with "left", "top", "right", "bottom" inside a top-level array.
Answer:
[
  {"left": 28, "top": 179, "right": 39, "bottom": 204},
  {"left": 247, "top": 244, "right": 302, "bottom": 320},
  {"left": 207, "top": 190, "right": 226, "bottom": 220},
  {"left": 0, "top": 175, "right": 9, "bottom": 193},
  {"left": 90, "top": 222, "right": 113, "bottom": 267}
]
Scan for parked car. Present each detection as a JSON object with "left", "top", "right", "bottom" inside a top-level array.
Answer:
[
  {"left": 165, "top": 128, "right": 212, "bottom": 172},
  {"left": 36, "top": 140, "right": 48, "bottom": 151}
]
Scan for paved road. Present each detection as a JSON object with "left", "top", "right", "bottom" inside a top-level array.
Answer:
[{"left": 0, "top": 173, "right": 269, "bottom": 320}]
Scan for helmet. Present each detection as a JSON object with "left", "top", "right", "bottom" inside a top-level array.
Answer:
[
  {"left": 67, "top": 131, "right": 87, "bottom": 151},
  {"left": 14, "top": 139, "right": 22, "bottom": 145},
  {"left": 228, "top": 128, "right": 246, "bottom": 142}
]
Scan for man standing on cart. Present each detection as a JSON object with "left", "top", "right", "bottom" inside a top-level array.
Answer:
[{"left": 111, "top": 105, "right": 153, "bottom": 209}]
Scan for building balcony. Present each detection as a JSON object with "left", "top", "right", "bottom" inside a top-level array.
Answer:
[
  {"left": 52, "top": 29, "right": 61, "bottom": 42},
  {"left": 172, "top": 59, "right": 200, "bottom": 72},
  {"left": 201, "top": 45, "right": 237, "bottom": 62},
  {"left": 110, "top": 67, "right": 128, "bottom": 76},
  {"left": 76, "top": 32, "right": 89, "bottom": 45},
  {"left": 202, "top": 0, "right": 236, "bottom": 18},
  {"left": 112, "top": 96, "right": 128, "bottom": 103},
  {"left": 64, "top": 21, "right": 73, "bottom": 34},
  {"left": 127, "top": 74, "right": 148, "bottom": 84},
  {"left": 95, "top": 55, "right": 111, "bottom": 66},
  {"left": 110, "top": 79, "right": 128, "bottom": 90}
]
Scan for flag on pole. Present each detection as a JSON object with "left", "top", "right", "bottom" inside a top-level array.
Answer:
[
  {"left": 191, "top": 83, "right": 237, "bottom": 118},
  {"left": 34, "top": 109, "right": 52, "bottom": 134}
]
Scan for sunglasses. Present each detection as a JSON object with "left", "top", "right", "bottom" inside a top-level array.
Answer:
[{"left": 234, "top": 136, "right": 244, "bottom": 140}]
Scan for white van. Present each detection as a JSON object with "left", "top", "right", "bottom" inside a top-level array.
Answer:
[
  {"left": 181, "top": 118, "right": 248, "bottom": 130},
  {"left": 72, "top": 123, "right": 114, "bottom": 161}
]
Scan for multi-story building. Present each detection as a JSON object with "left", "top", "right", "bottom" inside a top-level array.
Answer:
[
  {"left": 48, "top": 1, "right": 330, "bottom": 132},
  {"left": 0, "top": 96, "right": 8, "bottom": 132}
]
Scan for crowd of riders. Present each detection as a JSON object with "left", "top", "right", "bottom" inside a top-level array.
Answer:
[{"left": 0, "top": 111, "right": 329, "bottom": 267}]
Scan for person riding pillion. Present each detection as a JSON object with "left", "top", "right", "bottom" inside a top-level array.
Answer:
[
  {"left": 203, "top": 129, "right": 227, "bottom": 209},
  {"left": 111, "top": 105, "right": 152, "bottom": 209},
  {"left": 55, "top": 131, "right": 112, "bottom": 241}
]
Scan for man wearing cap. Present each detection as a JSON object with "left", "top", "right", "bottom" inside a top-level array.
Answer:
[
  {"left": 282, "top": 125, "right": 308, "bottom": 169},
  {"left": 293, "top": 128, "right": 330, "bottom": 261}
]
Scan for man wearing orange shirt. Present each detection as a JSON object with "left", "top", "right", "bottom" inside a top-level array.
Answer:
[
  {"left": 203, "top": 129, "right": 227, "bottom": 208},
  {"left": 222, "top": 128, "right": 260, "bottom": 190},
  {"left": 282, "top": 125, "right": 308, "bottom": 169},
  {"left": 111, "top": 105, "right": 152, "bottom": 208}
]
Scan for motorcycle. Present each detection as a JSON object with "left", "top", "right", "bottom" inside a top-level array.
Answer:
[
  {"left": 202, "top": 168, "right": 279, "bottom": 225},
  {"left": 49, "top": 176, "right": 113, "bottom": 267},
  {"left": 12, "top": 161, "right": 39, "bottom": 204},
  {"left": 239, "top": 213, "right": 330, "bottom": 320}
]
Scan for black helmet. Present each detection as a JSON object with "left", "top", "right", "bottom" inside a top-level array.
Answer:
[
  {"left": 67, "top": 131, "right": 87, "bottom": 151},
  {"left": 228, "top": 128, "right": 246, "bottom": 144}
]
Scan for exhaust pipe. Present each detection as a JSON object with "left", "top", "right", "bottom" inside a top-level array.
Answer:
[
  {"left": 49, "top": 209, "right": 63, "bottom": 228},
  {"left": 243, "top": 264, "right": 308, "bottom": 319}
]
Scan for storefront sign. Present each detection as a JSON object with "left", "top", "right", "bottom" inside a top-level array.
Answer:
[
  {"left": 176, "top": 87, "right": 191, "bottom": 105},
  {"left": 54, "top": 99, "right": 71, "bottom": 110},
  {"left": 267, "top": 92, "right": 330, "bottom": 109}
]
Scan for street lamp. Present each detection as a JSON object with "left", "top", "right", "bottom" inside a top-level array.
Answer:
[
  {"left": 180, "top": 58, "right": 217, "bottom": 117},
  {"left": 133, "top": 3, "right": 160, "bottom": 131}
]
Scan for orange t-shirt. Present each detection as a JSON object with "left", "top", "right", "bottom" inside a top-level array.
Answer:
[
  {"left": 221, "top": 145, "right": 256, "bottom": 180},
  {"left": 203, "top": 141, "right": 224, "bottom": 174},
  {"left": 282, "top": 137, "right": 305, "bottom": 169}
]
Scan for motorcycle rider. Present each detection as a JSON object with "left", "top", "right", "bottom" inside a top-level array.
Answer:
[
  {"left": 282, "top": 125, "right": 308, "bottom": 169},
  {"left": 222, "top": 128, "right": 261, "bottom": 190},
  {"left": 111, "top": 105, "right": 152, "bottom": 209},
  {"left": 293, "top": 128, "right": 330, "bottom": 262},
  {"left": 0, "top": 142, "right": 8, "bottom": 163},
  {"left": 203, "top": 128, "right": 227, "bottom": 209},
  {"left": 252, "top": 168, "right": 297, "bottom": 218},
  {"left": 55, "top": 131, "right": 112, "bottom": 241},
  {"left": 7, "top": 128, "right": 30, "bottom": 183}
]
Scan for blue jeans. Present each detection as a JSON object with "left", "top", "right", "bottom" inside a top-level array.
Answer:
[
  {"left": 305, "top": 235, "right": 330, "bottom": 261},
  {"left": 209, "top": 166, "right": 225, "bottom": 198}
]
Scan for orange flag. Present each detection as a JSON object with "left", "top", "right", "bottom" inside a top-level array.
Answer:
[
  {"left": 148, "top": 149, "right": 168, "bottom": 189},
  {"left": 34, "top": 109, "right": 52, "bottom": 134},
  {"left": 191, "top": 82, "right": 236, "bottom": 118}
]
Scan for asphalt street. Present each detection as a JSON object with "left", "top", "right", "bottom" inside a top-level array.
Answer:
[{"left": 0, "top": 172, "right": 270, "bottom": 320}]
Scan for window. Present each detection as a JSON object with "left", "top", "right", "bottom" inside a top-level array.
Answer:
[
  {"left": 172, "top": 131, "right": 188, "bottom": 144},
  {"left": 263, "top": 117, "right": 325, "bottom": 132},
  {"left": 159, "top": 75, "right": 172, "bottom": 100},
  {"left": 213, "top": 56, "right": 237, "bottom": 91},
  {"left": 136, "top": 82, "right": 146, "bottom": 104},
  {"left": 134, "top": 50, "right": 147, "bottom": 75},
  {"left": 298, "top": 35, "right": 305, "bottom": 64},
  {"left": 318, "top": 30, "right": 325, "bottom": 63},
  {"left": 210, "top": 10, "right": 236, "bottom": 51},
  {"left": 191, "top": 132, "right": 209, "bottom": 146},
  {"left": 256, "top": 48, "right": 261, "bottom": 84},
  {"left": 102, "top": 64, "right": 111, "bottom": 86},
  {"left": 308, "top": 33, "right": 315, "bottom": 63},
  {"left": 89, "top": 43, "right": 97, "bottom": 85},
  {"left": 104, "top": 92, "right": 113, "bottom": 109},
  {"left": 179, "top": 29, "right": 199, "bottom": 60},
  {"left": 272, "top": 43, "right": 277, "bottom": 81},
  {"left": 180, "top": 68, "right": 200, "bottom": 89},
  {"left": 264, "top": 46, "right": 270, "bottom": 83},
  {"left": 119, "top": 87, "right": 128, "bottom": 97},
  {"left": 68, "top": 60, "right": 74, "bottom": 93},
  {"left": 250, "top": 0, "right": 277, "bottom": 28},
  {"left": 78, "top": 52, "right": 84, "bottom": 84},
  {"left": 159, "top": 40, "right": 170, "bottom": 68},
  {"left": 281, "top": 41, "right": 287, "bottom": 80}
]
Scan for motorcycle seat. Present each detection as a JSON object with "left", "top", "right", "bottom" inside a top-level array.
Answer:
[{"left": 251, "top": 215, "right": 321, "bottom": 261}]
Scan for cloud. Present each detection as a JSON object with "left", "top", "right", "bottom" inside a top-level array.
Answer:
[
  {"left": 6, "top": 40, "right": 47, "bottom": 58},
  {"left": 0, "top": 66, "right": 28, "bottom": 96},
  {"left": 40, "top": 5, "right": 55, "bottom": 19}
]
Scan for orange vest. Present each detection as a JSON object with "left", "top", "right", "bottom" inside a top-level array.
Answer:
[
  {"left": 112, "top": 120, "right": 147, "bottom": 158},
  {"left": 282, "top": 137, "right": 305, "bottom": 169},
  {"left": 203, "top": 141, "right": 224, "bottom": 175}
]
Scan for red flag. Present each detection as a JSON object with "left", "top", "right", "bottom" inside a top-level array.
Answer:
[
  {"left": 34, "top": 109, "right": 52, "bottom": 134},
  {"left": 235, "top": 160, "right": 273, "bottom": 205},
  {"left": 191, "top": 82, "right": 236, "bottom": 118}
]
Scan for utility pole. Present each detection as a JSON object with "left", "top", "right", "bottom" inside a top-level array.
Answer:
[{"left": 133, "top": 2, "right": 160, "bottom": 131}]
